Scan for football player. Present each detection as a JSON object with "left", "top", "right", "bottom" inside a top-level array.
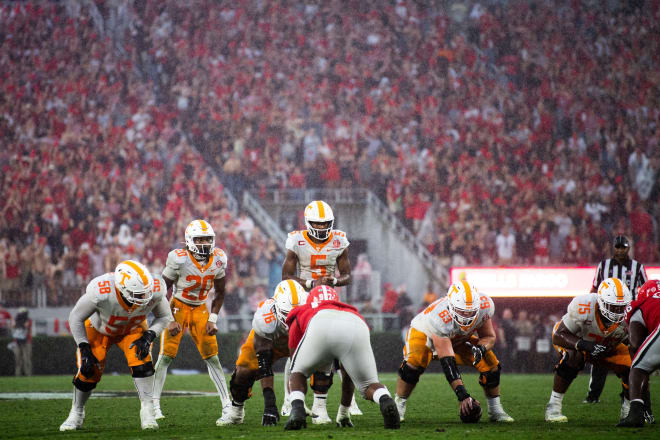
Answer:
[
  {"left": 152, "top": 220, "right": 231, "bottom": 424},
  {"left": 618, "top": 279, "right": 660, "bottom": 427},
  {"left": 545, "top": 277, "right": 632, "bottom": 423},
  {"left": 217, "top": 280, "right": 308, "bottom": 426},
  {"left": 281, "top": 200, "right": 361, "bottom": 422},
  {"left": 395, "top": 281, "right": 514, "bottom": 423},
  {"left": 285, "top": 285, "right": 400, "bottom": 430},
  {"left": 60, "top": 260, "right": 174, "bottom": 431}
]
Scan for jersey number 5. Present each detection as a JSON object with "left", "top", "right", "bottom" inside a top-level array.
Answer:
[{"left": 310, "top": 255, "right": 327, "bottom": 280}]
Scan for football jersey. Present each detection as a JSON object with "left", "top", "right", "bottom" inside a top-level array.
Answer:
[
  {"left": 162, "top": 248, "right": 227, "bottom": 306},
  {"left": 562, "top": 293, "right": 628, "bottom": 346},
  {"left": 85, "top": 272, "right": 168, "bottom": 337},
  {"left": 251, "top": 298, "right": 290, "bottom": 353},
  {"left": 410, "top": 295, "right": 495, "bottom": 343},
  {"left": 285, "top": 230, "right": 349, "bottom": 281}
]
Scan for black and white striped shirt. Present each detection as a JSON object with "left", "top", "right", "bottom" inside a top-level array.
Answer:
[{"left": 591, "top": 258, "right": 648, "bottom": 299}]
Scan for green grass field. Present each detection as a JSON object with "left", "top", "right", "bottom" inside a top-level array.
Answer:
[{"left": 1, "top": 373, "right": 657, "bottom": 439}]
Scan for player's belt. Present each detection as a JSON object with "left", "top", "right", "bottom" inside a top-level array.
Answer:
[{"left": 172, "top": 297, "right": 204, "bottom": 308}]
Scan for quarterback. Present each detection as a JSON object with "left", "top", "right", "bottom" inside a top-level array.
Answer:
[
  {"left": 545, "top": 277, "right": 632, "bottom": 423},
  {"left": 281, "top": 200, "right": 361, "bottom": 422},
  {"left": 395, "top": 281, "right": 514, "bottom": 423},
  {"left": 60, "top": 260, "right": 173, "bottom": 431},
  {"left": 152, "top": 220, "right": 231, "bottom": 425},
  {"left": 218, "top": 280, "right": 308, "bottom": 426}
]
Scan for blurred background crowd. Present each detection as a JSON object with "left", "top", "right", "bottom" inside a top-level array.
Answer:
[{"left": 0, "top": 0, "right": 658, "bottom": 346}]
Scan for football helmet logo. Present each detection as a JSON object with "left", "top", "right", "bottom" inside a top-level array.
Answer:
[
  {"left": 185, "top": 219, "right": 215, "bottom": 258},
  {"left": 272, "top": 280, "right": 308, "bottom": 328},
  {"left": 597, "top": 277, "right": 632, "bottom": 323},
  {"left": 304, "top": 200, "right": 334, "bottom": 241},
  {"left": 447, "top": 281, "right": 480, "bottom": 327},
  {"left": 114, "top": 260, "right": 154, "bottom": 306}
]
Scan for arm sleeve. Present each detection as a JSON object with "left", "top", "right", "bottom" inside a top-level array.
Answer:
[
  {"left": 285, "top": 233, "right": 297, "bottom": 252},
  {"left": 162, "top": 251, "right": 180, "bottom": 281},
  {"left": 68, "top": 295, "right": 98, "bottom": 345},
  {"left": 148, "top": 296, "right": 174, "bottom": 336}
]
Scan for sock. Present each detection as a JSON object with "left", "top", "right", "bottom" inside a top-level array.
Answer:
[
  {"left": 372, "top": 387, "right": 391, "bottom": 403},
  {"left": 152, "top": 355, "right": 173, "bottom": 402},
  {"left": 283, "top": 357, "right": 292, "bottom": 402},
  {"left": 72, "top": 387, "right": 92, "bottom": 412},
  {"left": 134, "top": 376, "right": 155, "bottom": 408},
  {"left": 313, "top": 393, "right": 328, "bottom": 409},
  {"left": 205, "top": 355, "right": 230, "bottom": 408},
  {"left": 487, "top": 396, "right": 503, "bottom": 413},
  {"left": 549, "top": 391, "right": 564, "bottom": 405},
  {"left": 338, "top": 404, "right": 350, "bottom": 416},
  {"left": 395, "top": 394, "right": 407, "bottom": 403},
  {"left": 290, "top": 390, "right": 305, "bottom": 403}
]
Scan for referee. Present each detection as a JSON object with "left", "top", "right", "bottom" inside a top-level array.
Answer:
[{"left": 584, "top": 235, "right": 652, "bottom": 422}]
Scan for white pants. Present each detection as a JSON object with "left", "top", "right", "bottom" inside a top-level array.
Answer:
[
  {"left": 631, "top": 310, "right": 660, "bottom": 373},
  {"left": 290, "top": 309, "right": 379, "bottom": 397}
]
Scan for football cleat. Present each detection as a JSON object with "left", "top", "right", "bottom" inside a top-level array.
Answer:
[
  {"left": 336, "top": 406, "right": 354, "bottom": 427},
  {"left": 153, "top": 401, "right": 164, "bottom": 420},
  {"left": 488, "top": 409, "right": 515, "bottom": 422},
  {"left": 216, "top": 404, "right": 244, "bottom": 426},
  {"left": 59, "top": 409, "right": 85, "bottom": 431},
  {"left": 284, "top": 400, "right": 307, "bottom": 430},
  {"left": 545, "top": 403, "right": 568, "bottom": 423},
  {"left": 311, "top": 405, "right": 332, "bottom": 425},
  {"left": 617, "top": 401, "right": 645, "bottom": 428},
  {"left": 620, "top": 398, "right": 631, "bottom": 421},
  {"left": 379, "top": 396, "right": 401, "bottom": 429},
  {"left": 394, "top": 395, "right": 406, "bottom": 422},
  {"left": 140, "top": 404, "right": 159, "bottom": 430},
  {"left": 582, "top": 396, "right": 600, "bottom": 404},
  {"left": 349, "top": 395, "right": 363, "bottom": 416},
  {"left": 644, "top": 409, "right": 655, "bottom": 424},
  {"left": 281, "top": 398, "right": 313, "bottom": 417}
]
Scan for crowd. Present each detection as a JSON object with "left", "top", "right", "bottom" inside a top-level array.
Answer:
[{"left": 1, "top": 0, "right": 659, "bottom": 311}]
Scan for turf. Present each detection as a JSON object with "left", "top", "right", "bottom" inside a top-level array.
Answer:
[{"left": 0, "top": 373, "right": 657, "bottom": 439}]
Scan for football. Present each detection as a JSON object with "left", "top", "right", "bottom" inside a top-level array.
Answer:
[{"left": 459, "top": 399, "right": 482, "bottom": 423}]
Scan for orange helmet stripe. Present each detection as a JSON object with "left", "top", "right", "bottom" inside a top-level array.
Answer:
[
  {"left": 316, "top": 201, "right": 325, "bottom": 218},
  {"left": 287, "top": 280, "right": 299, "bottom": 305},
  {"left": 122, "top": 260, "right": 149, "bottom": 286},
  {"left": 612, "top": 278, "right": 623, "bottom": 300},
  {"left": 461, "top": 280, "right": 473, "bottom": 306},
  {"left": 199, "top": 220, "right": 208, "bottom": 231}
]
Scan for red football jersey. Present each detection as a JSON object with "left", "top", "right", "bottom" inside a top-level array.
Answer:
[
  {"left": 625, "top": 280, "right": 660, "bottom": 331},
  {"left": 286, "top": 300, "right": 364, "bottom": 352}
]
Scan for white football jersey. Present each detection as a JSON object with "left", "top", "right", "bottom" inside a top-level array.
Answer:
[
  {"left": 285, "top": 230, "right": 349, "bottom": 282},
  {"left": 162, "top": 248, "right": 227, "bottom": 306},
  {"left": 561, "top": 293, "right": 628, "bottom": 346},
  {"left": 252, "top": 298, "right": 290, "bottom": 352},
  {"left": 85, "top": 272, "right": 168, "bottom": 337},
  {"left": 411, "top": 295, "right": 495, "bottom": 344}
]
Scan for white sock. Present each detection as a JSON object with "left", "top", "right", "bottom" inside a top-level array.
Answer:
[
  {"left": 205, "top": 355, "right": 230, "bottom": 408},
  {"left": 487, "top": 396, "right": 503, "bottom": 413},
  {"left": 283, "top": 358, "right": 292, "bottom": 402},
  {"left": 372, "top": 387, "right": 391, "bottom": 403},
  {"left": 313, "top": 393, "right": 328, "bottom": 409},
  {"left": 549, "top": 391, "right": 564, "bottom": 405},
  {"left": 152, "top": 355, "right": 173, "bottom": 401},
  {"left": 134, "top": 376, "right": 155, "bottom": 406},
  {"left": 338, "top": 404, "right": 350, "bottom": 416},
  {"left": 290, "top": 390, "right": 305, "bottom": 402},
  {"left": 72, "top": 387, "right": 92, "bottom": 412}
]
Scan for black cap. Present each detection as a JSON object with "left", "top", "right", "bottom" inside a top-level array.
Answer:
[{"left": 613, "top": 235, "right": 629, "bottom": 248}]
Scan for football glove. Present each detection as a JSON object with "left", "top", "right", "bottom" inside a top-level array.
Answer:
[
  {"left": 129, "top": 330, "right": 156, "bottom": 360},
  {"left": 576, "top": 339, "right": 607, "bottom": 357},
  {"left": 78, "top": 342, "right": 99, "bottom": 378},
  {"left": 467, "top": 342, "right": 487, "bottom": 366}
]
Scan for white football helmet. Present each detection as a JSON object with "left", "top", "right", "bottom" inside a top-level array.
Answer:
[
  {"left": 272, "top": 280, "right": 308, "bottom": 328},
  {"left": 304, "top": 200, "right": 334, "bottom": 241},
  {"left": 447, "top": 281, "right": 481, "bottom": 327},
  {"left": 185, "top": 219, "right": 215, "bottom": 258},
  {"left": 597, "top": 277, "right": 631, "bottom": 323},
  {"left": 114, "top": 260, "right": 154, "bottom": 306}
]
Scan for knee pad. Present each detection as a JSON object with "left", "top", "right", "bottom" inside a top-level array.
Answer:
[
  {"left": 310, "top": 371, "right": 333, "bottom": 393},
  {"left": 131, "top": 362, "right": 155, "bottom": 378},
  {"left": 479, "top": 365, "right": 501, "bottom": 389},
  {"left": 229, "top": 370, "right": 252, "bottom": 403},
  {"left": 398, "top": 361, "right": 423, "bottom": 385},
  {"left": 73, "top": 377, "right": 97, "bottom": 392},
  {"left": 555, "top": 357, "right": 580, "bottom": 383}
]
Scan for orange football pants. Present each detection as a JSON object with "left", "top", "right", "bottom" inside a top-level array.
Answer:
[
  {"left": 236, "top": 329, "right": 290, "bottom": 370},
  {"left": 159, "top": 297, "right": 218, "bottom": 359}
]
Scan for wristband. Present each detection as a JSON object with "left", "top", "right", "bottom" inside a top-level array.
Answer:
[
  {"left": 454, "top": 384, "right": 470, "bottom": 402},
  {"left": 208, "top": 313, "right": 218, "bottom": 323},
  {"left": 331, "top": 277, "right": 338, "bottom": 286},
  {"left": 305, "top": 279, "right": 313, "bottom": 289}
]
